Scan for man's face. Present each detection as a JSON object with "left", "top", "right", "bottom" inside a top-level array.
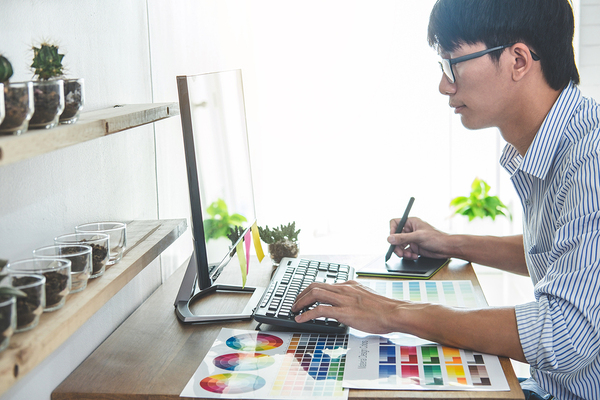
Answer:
[{"left": 438, "top": 42, "right": 513, "bottom": 131}]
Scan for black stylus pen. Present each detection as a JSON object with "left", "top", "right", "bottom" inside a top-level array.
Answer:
[{"left": 385, "top": 197, "right": 415, "bottom": 262}]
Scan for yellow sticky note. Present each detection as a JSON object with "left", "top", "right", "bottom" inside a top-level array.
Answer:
[
  {"left": 236, "top": 241, "right": 247, "bottom": 288},
  {"left": 251, "top": 222, "right": 265, "bottom": 262}
]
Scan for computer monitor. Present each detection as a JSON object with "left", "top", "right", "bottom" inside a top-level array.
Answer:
[{"left": 174, "top": 70, "right": 265, "bottom": 323}]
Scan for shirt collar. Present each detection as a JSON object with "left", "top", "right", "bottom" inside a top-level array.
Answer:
[{"left": 500, "top": 82, "right": 582, "bottom": 179}]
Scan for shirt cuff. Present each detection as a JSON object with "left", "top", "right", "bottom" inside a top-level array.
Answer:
[{"left": 515, "top": 300, "right": 554, "bottom": 369}]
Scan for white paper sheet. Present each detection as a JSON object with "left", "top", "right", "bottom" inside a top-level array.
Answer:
[
  {"left": 181, "top": 328, "right": 349, "bottom": 399},
  {"left": 343, "top": 335, "right": 510, "bottom": 391}
]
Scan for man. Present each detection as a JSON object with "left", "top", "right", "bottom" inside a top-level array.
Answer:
[{"left": 292, "top": 0, "right": 600, "bottom": 399}]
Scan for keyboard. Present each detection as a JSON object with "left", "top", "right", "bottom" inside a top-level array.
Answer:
[{"left": 253, "top": 257, "right": 354, "bottom": 333}]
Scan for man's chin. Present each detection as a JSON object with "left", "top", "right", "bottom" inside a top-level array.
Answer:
[{"left": 459, "top": 115, "right": 488, "bottom": 131}]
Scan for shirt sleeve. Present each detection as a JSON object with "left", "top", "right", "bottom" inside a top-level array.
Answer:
[{"left": 516, "top": 138, "right": 600, "bottom": 374}]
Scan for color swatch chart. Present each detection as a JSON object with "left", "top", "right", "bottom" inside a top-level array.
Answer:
[
  {"left": 343, "top": 335, "right": 509, "bottom": 391},
  {"left": 358, "top": 279, "right": 485, "bottom": 308},
  {"left": 180, "top": 328, "right": 349, "bottom": 399}
]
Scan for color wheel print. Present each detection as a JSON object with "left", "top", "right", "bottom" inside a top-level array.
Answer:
[
  {"left": 200, "top": 373, "right": 266, "bottom": 394},
  {"left": 226, "top": 332, "right": 284, "bottom": 351},
  {"left": 213, "top": 352, "right": 275, "bottom": 371}
]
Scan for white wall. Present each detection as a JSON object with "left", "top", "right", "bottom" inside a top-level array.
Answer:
[
  {"left": 0, "top": 1, "right": 161, "bottom": 399},
  {"left": 0, "top": 1, "right": 598, "bottom": 399},
  {"left": 580, "top": 0, "right": 600, "bottom": 100}
]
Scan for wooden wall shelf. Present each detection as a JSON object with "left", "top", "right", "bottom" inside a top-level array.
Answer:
[
  {"left": 0, "top": 102, "right": 179, "bottom": 167},
  {"left": 0, "top": 219, "right": 187, "bottom": 396}
]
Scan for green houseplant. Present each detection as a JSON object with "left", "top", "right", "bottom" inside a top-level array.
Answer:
[
  {"left": 202, "top": 199, "right": 247, "bottom": 262},
  {"left": 29, "top": 43, "right": 66, "bottom": 129},
  {"left": 0, "top": 54, "right": 34, "bottom": 135},
  {"left": 258, "top": 222, "right": 301, "bottom": 264},
  {"left": 450, "top": 178, "right": 511, "bottom": 221},
  {"left": 203, "top": 198, "right": 247, "bottom": 241}
]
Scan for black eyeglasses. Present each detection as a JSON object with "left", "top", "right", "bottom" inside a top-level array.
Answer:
[{"left": 439, "top": 43, "right": 540, "bottom": 83}]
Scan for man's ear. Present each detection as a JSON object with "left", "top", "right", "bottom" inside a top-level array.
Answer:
[{"left": 509, "top": 43, "right": 534, "bottom": 82}]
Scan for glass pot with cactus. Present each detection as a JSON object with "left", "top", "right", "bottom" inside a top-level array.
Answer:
[
  {"left": 30, "top": 42, "right": 85, "bottom": 125},
  {"left": 0, "top": 54, "right": 34, "bottom": 135},
  {"left": 258, "top": 222, "right": 301, "bottom": 265},
  {"left": 29, "top": 43, "right": 65, "bottom": 129}
]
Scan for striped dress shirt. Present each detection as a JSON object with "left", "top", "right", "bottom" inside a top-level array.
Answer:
[{"left": 500, "top": 82, "right": 600, "bottom": 400}]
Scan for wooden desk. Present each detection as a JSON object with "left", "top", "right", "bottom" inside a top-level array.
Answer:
[{"left": 52, "top": 255, "right": 524, "bottom": 400}]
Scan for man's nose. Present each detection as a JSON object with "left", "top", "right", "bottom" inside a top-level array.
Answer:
[{"left": 439, "top": 74, "right": 456, "bottom": 95}]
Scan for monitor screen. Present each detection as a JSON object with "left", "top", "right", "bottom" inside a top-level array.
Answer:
[{"left": 177, "top": 70, "right": 256, "bottom": 291}]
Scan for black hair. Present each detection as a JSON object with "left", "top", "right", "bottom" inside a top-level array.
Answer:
[{"left": 427, "top": 0, "right": 579, "bottom": 90}]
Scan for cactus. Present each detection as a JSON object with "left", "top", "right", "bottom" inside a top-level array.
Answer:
[
  {"left": 258, "top": 222, "right": 301, "bottom": 244},
  {"left": 0, "top": 55, "right": 13, "bottom": 83},
  {"left": 31, "top": 43, "right": 64, "bottom": 80},
  {"left": 0, "top": 286, "right": 26, "bottom": 299},
  {"left": 0, "top": 260, "right": 26, "bottom": 298}
]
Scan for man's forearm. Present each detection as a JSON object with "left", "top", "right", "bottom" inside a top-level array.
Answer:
[
  {"left": 393, "top": 302, "right": 527, "bottom": 363},
  {"left": 449, "top": 234, "right": 528, "bottom": 275}
]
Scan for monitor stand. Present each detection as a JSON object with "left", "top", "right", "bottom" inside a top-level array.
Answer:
[{"left": 174, "top": 254, "right": 266, "bottom": 324}]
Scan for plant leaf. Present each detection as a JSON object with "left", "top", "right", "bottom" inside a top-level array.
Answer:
[
  {"left": 450, "top": 196, "right": 468, "bottom": 207},
  {"left": 0, "top": 286, "right": 27, "bottom": 298},
  {"left": 228, "top": 213, "right": 248, "bottom": 225}
]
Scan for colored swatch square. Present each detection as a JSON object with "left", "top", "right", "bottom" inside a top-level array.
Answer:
[
  {"left": 423, "top": 365, "right": 443, "bottom": 385},
  {"left": 380, "top": 345, "right": 396, "bottom": 363},
  {"left": 469, "top": 365, "right": 491, "bottom": 386},
  {"left": 421, "top": 346, "right": 440, "bottom": 364},
  {"left": 400, "top": 365, "right": 420, "bottom": 385},
  {"left": 464, "top": 350, "right": 485, "bottom": 364},
  {"left": 409, "top": 281, "right": 421, "bottom": 301},
  {"left": 425, "top": 281, "right": 439, "bottom": 303},
  {"left": 459, "top": 281, "right": 478, "bottom": 307},
  {"left": 379, "top": 364, "right": 396, "bottom": 379},
  {"left": 446, "top": 365, "right": 467, "bottom": 385},
  {"left": 442, "top": 346, "right": 462, "bottom": 364},
  {"left": 400, "top": 346, "right": 417, "bottom": 364},
  {"left": 442, "top": 281, "right": 457, "bottom": 306}
]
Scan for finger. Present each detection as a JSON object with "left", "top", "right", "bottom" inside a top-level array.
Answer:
[
  {"left": 294, "top": 303, "right": 342, "bottom": 323},
  {"left": 292, "top": 284, "right": 347, "bottom": 312},
  {"left": 396, "top": 248, "right": 419, "bottom": 260},
  {"left": 292, "top": 282, "right": 331, "bottom": 310},
  {"left": 390, "top": 218, "right": 398, "bottom": 234},
  {"left": 293, "top": 280, "right": 363, "bottom": 310}
]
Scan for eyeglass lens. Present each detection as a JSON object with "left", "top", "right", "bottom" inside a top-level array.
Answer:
[{"left": 439, "top": 60, "right": 454, "bottom": 83}]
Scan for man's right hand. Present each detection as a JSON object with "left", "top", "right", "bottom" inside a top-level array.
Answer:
[{"left": 387, "top": 217, "right": 455, "bottom": 260}]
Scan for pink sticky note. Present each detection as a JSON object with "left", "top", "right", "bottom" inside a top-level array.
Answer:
[{"left": 244, "top": 230, "right": 251, "bottom": 273}]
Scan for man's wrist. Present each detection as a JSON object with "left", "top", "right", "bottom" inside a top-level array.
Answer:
[{"left": 444, "top": 233, "right": 469, "bottom": 260}]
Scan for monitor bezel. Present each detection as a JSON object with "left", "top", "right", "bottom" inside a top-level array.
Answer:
[
  {"left": 174, "top": 70, "right": 265, "bottom": 324},
  {"left": 177, "top": 69, "right": 256, "bottom": 291}
]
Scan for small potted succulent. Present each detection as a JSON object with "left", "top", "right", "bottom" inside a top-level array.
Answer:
[
  {"left": 29, "top": 43, "right": 66, "bottom": 129},
  {"left": 0, "top": 260, "right": 26, "bottom": 352},
  {"left": 30, "top": 43, "right": 84, "bottom": 125},
  {"left": 0, "top": 54, "right": 34, "bottom": 135},
  {"left": 258, "top": 222, "right": 301, "bottom": 265}
]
